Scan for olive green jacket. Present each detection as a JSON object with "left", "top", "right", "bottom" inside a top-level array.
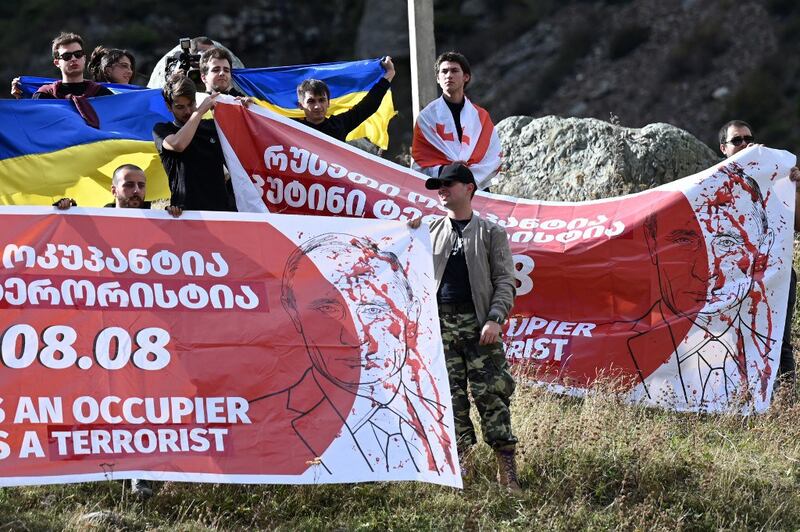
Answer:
[{"left": 429, "top": 214, "right": 516, "bottom": 325}]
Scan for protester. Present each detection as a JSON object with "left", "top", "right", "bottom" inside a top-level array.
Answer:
[
  {"left": 30, "top": 32, "right": 114, "bottom": 100},
  {"left": 294, "top": 56, "right": 395, "bottom": 142},
  {"left": 87, "top": 46, "right": 137, "bottom": 84},
  {"left": 55, "top": 163, "right": 179, "bottom": 499},
  {"left": 153, "top": 73, "right": 236, "bottom": 212},
  {"left": 411, "top": 52, "right": 501, "bottom": 190},
  {"left": 54, "top": 163, "right": 181, "bottom": 216},
  {"left": 409, "top": 163, "right": 519, "bottom": 491},
  {"left": 198, "top": 47, "right": 246, "bottom": 97},
  {"left": 718, "top": 119, "right": 800, "bottom": 387}
]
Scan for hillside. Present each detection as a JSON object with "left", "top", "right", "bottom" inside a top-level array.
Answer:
[{"left": 3, "top": 0, "right": 799, "bottom": 160}]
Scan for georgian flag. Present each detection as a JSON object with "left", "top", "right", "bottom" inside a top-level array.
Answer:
[{"left": 411, "top": 95, "right": 502, "bottom": 189}]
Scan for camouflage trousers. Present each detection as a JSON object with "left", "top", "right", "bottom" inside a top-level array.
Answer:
[{"left": 440, "top": 311, "right": 517, "bottom": 449}]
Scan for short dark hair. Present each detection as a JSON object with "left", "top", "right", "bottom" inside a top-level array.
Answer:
[
  {"left": 199, "top": 47, "right": 232, "bottom": 75},
  {"left": 434, "top": 51, "right": 471, "bottom": 87},
  {"left": 718, "top": 120, "right": 753, "bottom": 145},
  {"left": 88, "top": 46, "right": 136, "bottom": 83},
  {"left": 112, "top": 164, "right": 145, "bottom": 187},
  {"left": 52, "top": 32, "right": 83, "bottom": 59},
  {"left": 190, "top": 36, "right": 214, "bottom": 53},
  {"left": 162, "top": 72, "right": 196, "bottom": 106},
  {"left": 296, "top": 79, "right": 330, "bottom": 103}
]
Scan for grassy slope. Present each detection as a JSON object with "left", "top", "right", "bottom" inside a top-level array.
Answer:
[
  {"left": 3, "top": 384, "right": 800, "bottom": 530},
  {"left": 3, "top": 262, "right": 800, "bottom": 531}
]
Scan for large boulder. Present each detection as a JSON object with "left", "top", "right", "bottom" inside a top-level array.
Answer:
[{"left": 493, "top": 115, "right": 719, "bottom": 202}]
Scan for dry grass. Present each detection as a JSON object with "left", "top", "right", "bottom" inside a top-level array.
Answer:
[
  {"left": 3, "top": 255, "right": 800, "bottom": 531},
  {"left": 1, "top": 379, "right": 799, "bottom": 531}
]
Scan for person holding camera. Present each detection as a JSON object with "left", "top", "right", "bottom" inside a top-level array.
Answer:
[{"left": 148, "top": 37, "right": 244, "bottom": 90}]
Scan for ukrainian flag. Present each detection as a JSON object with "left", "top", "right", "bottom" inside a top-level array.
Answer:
[
  {"left": 233, "top": 58, "right": 396, "bottom": 150},
  {"left": 0, "top": 89, "right": 172, "bottom": 206},
  {"left": 18, "top": 76, "right": 147, "bottom": 97}
]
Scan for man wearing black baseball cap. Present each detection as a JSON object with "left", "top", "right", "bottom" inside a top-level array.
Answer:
[
  {"left": 424, "top": 161, "right": 476, "bottom": 191},
  {"left": 412, "top": 162, "right": 519, "bottom": 490}
]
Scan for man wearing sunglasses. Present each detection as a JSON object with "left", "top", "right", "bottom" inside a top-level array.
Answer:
[
  {"left": 32, "top": 32, "right": 113, "bottom": 100},
  {"left": 409, "top": 163, "right": 519, "bottom": 490},
  {"left": 719, "top": 119, "right": 799, "bottom": 387},
  {"left": 718, "top": 120, "right": 757, "bottom": 158}
]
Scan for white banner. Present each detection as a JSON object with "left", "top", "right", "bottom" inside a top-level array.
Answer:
[
  {"left": 214, "top": 97, "right": 796, "bottom": 413},
  {"left": 0, "top": 206, "right": 459, "bottom": 487}
]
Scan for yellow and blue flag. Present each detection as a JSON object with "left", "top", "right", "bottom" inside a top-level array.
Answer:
[
  {"left": 232, "top": 58, "right": 396, "bottom": 150},
  {"left": 18, "top": 76, "right": 147, "bottom": 97},
  {"left": 0, "top": 89, "right": 172, "bottom": 206}
]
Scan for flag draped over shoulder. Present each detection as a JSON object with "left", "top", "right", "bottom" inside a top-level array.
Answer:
[
  {"left": 232, "top": 58, "right": 395, "bottom": 150},
  {"left": 18, "top": 76, "right": 147, "bottom": 97},
  {"left": 0, "top": 89, "right": 172, "bottom": 206},
  {"left": 411, "top": 95, "right": 502, "bottom": 189}
]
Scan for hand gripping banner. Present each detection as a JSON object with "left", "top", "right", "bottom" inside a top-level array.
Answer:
[
  {"left": 215, "top": 98, "right": 796, "bottom": 414},
  {"left": 0, "top": 208, "right": 459, "bottom": 487}
]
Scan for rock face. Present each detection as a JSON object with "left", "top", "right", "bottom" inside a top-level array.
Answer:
[
  {"left": 355, "top": 0, "right": 408, "bottom": 58},
  {"left": 467, "top": 1, "right": 779, "bottom": 150},
  {"left": 493, "top": 115, "right": 719, "bottom": 202}
]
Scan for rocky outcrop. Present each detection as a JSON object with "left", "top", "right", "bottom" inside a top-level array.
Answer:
[
  {"left": 493, "top": 115, "right": 719, "bottom": 202},
  {"left": 468, "top": 1, "right": 778, "bottom": 149}
]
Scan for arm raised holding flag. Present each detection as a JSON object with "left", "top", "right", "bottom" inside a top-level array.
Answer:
[{"left": 294, "top": 56, "right": 395, "bottom": 143}]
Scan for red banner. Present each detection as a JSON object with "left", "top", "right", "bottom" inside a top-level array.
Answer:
[
  {"left": 0, "top": 207, "right": 459, "bottom": 486},
  {"left": 217, "top": 99, "right": 796, "bottom": 413}
]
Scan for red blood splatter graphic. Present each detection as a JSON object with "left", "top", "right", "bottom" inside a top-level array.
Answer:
[{"left": 513, "top": 162, "right": 778, "bottom": 407}]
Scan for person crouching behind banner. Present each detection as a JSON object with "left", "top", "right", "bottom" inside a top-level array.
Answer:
[
  {"left": 55, "top": 164, "right": 182, "bottom": 217},
  {"left": 409, "top": 163, "right": 519, "bottom": 491},
  {"left": 294, "top": 56, "right": 395, "bottom": 142},
  {"left": 153, "top": 73, "right": 237, "bottom": 212},
  {"left": 55, "top": 164, "right": 181, "bottom": 497}
]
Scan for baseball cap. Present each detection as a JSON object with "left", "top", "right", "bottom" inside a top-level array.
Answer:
[{"left": 424, "top": 163, "right": 476, "bottom": 190}]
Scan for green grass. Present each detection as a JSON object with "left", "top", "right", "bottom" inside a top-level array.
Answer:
[
  {"left": 4, "top": 378, "right": 800, "bottom": 530},
  {"left": 3, "top": 259, "right": 800, "bottom": 531}
]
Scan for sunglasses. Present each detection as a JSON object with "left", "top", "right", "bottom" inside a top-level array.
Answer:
[
  {"left": 725, "top": 135, "right": 754, "bottom": 147},
  {"left": 58, "top": 50, "right": 85, "bottom": 61}
]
